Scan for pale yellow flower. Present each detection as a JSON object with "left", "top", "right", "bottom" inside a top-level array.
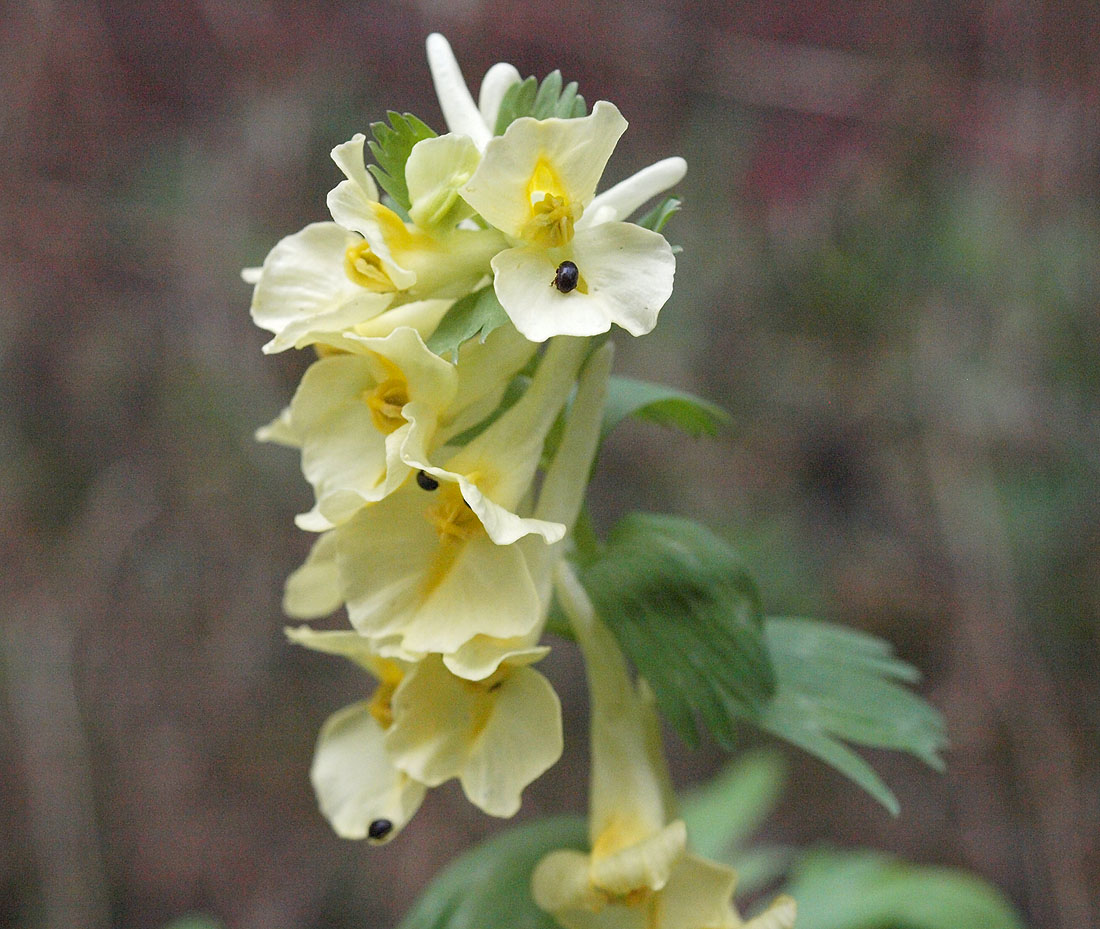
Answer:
[
  {"left": 286, "top": 627, "right": 424, "bottom": 843},
  {"left": 288, "top": 627, "right": 561, "bottom": 834},
  {"left": 461, "top": 104, "right": 680, "bottom": 342},
  {"left": 533, "top": 566, "right": 796, "bottom": 929},
  {"left": 327, "top": 134, "right": 505, "bottom": 300},
  {"left": 330, "top": 337, "right": 588, "bottom": 668},
  {"left": 248, "top": 222, "right": 395, "bottom": 353}
]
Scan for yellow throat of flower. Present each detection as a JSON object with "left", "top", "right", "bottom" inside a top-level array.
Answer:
[
  {"left": 426, "top": 484, "right": 484, "bottom": 544},
  {"left": 523, "top": 159, "right": 579, "bottom": 248},
  {"left": 367, "top": 661, "right": 405, "bottom": 729},
  {"left": 362, "top": 375, "right": 410, "bottom": 434},
  {"left": 344, "top": 240, "right": 398, "bottom": 292}
]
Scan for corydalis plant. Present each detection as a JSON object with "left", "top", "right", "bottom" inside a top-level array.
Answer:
[{"left": 249, "top": 32, "right": 952, "bottom": 929}]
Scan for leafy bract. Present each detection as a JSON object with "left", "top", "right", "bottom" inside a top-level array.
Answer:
[
  {"left": 367, "top": 111, "right": 437, "bottom": 211},
  {"left": 397, "top": 816, "right": 586, "bottom": 929},
  {"left": 494, "top": 71, "right": 587, "bottom": 134},
  {"left": 577, "top": 514, "right": 776, "bottom": 748},
  {"left": 758, "top": 617, "right": 948, "bottom": 816},
  {"left": 602, "top": 376, "right": 730, "bottom": 439},
  {"left": 426, "top": 286, "right": 511, "bottom": 360},
  {"left": 637, "top": 196, "right": 682, "bottom": 234},
  {"left": 781, "top": 849, "right": 1025, "bottom": 929}
]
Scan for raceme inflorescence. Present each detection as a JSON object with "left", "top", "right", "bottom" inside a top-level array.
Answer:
[{"left": 247, "top": 32, "right": 953, "bottom": 929}]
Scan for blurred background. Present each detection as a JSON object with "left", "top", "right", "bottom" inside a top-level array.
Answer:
[{"left": 3, "top": 1, "right": 1098, "bottom": 927}]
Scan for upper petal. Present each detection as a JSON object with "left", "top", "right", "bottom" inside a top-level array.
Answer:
[
  {"left": 462, "top": 101, "right": 628, "bottom": 240},
  {"left": 478, "top": 61, "right": 522, "bottom": 131},
  {"left": 331, "top": 133, "right": 380, "bottom": 202},
  {"left": 426, "top": 33, "right": 491, "bottom": 149},
  {"left": 578, "top": 157, "right": 687, "bottom": 229},
  {"left": 406, "top": 134, "right": 481, "bottom": 230}
]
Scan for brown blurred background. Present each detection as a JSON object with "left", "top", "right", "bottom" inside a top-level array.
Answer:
[{"left": 2, "top": 2, "right": 1098, "bottom": 928}]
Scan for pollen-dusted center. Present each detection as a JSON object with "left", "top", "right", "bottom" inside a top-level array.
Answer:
[
  {"left": 363, "top": 377, "right": 409, "bottom": 433},
  {"left": 425, "top": 484, "right": 484, "bottom": 543},
  {"left": 525, "top": 193, "right": 577, "bottom": 248},
  {"left": 345, "top": 240, "right": 398, "bottom": 292}
]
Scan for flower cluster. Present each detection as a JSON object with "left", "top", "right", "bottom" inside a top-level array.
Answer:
[
  {"left": 248, "top": 32, "right": 681, "bottom": 845},
  {"left": 249, "top": 33, "right": 794, "bottom": 929}
]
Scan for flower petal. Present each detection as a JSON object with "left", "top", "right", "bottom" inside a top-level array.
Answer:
[
  {"left": 402, "top": 533, "right": 542, "bottom": 653},
  {"left": 288, "top": 327, "right": 457, "bottom": 525},
  {"left": 352, "top": 298, "right": 452, "bottom": 340},
  {"left": 334, "top": 490, "right": 543, "bottom": 656},
  {"left": 283, "top": 532, "right": 342, "bottom": 619},
  {"left": 462, "top": 101, "right": 628, "bottom": 240},
  {"left": 385, "top": 658, "right": 563, "bottom": 816},
  {"left": 589, "top": 821, "right": 687, "bottom": 897},
  {"left": 492, "top": 222, "right": 675, "bottom": 341},
  {"left": 478, "top": 61, "right": 521, "bottom": 130},
  {"left": 426, "top": 33, "right": 491, "bottom": 149},
  {"left": 457, "top": 664, "right": 562, "bottom": 815},
  {"left": 406, "top": 134, "right": 480, "bottom": 230},
  {"left": 331, "top": 133, "right": 379, "bottom": 202},
  {"left": 578, "top": 157, "right": 687, "bottom": 229},
  {"left": 285, "top": 625, "right": 405, "bottom": 680},
  {"left": 532, "top": 850, "right": 607, "bottom": 920},
  {"left": 742, "top": 895, "right": 798, "bottom": 929},
  {"left": 250, "top": 223, "right": 393, "bottom": 352},
  {"left": 311, "top": 702, "right": 425, "bottom": 842},
  {"left": 254, "top": 405, "right": 299, "bottom": 447},
  {"left": 491, "top": 246, "right": 613, "bottom": 341},
  {"left": 442, "top": 635, "right": 549, "bottom": 681},
  {"left": 649, "top": 853, "right": 740, "bottom": 929}
]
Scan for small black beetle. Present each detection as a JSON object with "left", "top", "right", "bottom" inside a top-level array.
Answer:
[
  {"left": 368, "top": 819, "right": 394, "bottom": 840},
  {"left": 552, "top": 260, "right": 580, "bottom": 293}
]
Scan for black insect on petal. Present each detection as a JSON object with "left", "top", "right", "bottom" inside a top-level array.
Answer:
[
  {"left": 552, "top": 260, "right": 579, "bottom": 293},
  {"left": 416, "top": 470, "right": 440, "bottom": 491},
  {"left": 368, "top": 819, "right": 393, "bottom": 840}
]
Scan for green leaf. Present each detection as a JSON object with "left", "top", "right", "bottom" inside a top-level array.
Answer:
[
  {"left": 366, "top": 111, "right": 437, "bottom": 211},
  {"left": 781, "top": 848, "right": 1025, "bottom": 929},
  {"left": 426, "top": 286, "right": 511, "bottom": 360},
  {"left": 758, "top": 618, "right": 948, "bottom": 816},
  {"left": 681, "top": 749, "right": 787, "bottom": 860},
  {"left": 577, "top": 514, "right": 776, "bottom": 748},
  {"left": 637, "top": 196, "right": 682, "bottom": 233},
  {"left": 494, "top": 72, "right": 587, "bottom": 134},
  {"left": 602, "top": 376, "right": 730, "bottom": 439},
  {"left": 397, "top": 816, "right": 586, "bottom": 929}
]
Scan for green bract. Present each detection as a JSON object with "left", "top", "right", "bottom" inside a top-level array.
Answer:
[
  {"left": 367, "top": 111, "right": 438, "bottom": 211},
  {"left": 493, "top": 70, "right": 588, "bottom": 135}
]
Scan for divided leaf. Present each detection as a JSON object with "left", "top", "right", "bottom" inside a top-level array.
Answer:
[
  {"left": 757, "top": 617, "right": 948, "bottom": 815},
  {"left": 577, "top": 514, "right": 776, "bottom": 748},
  {"left": 397, "top": 816, "right": 586, "bottom": 929},
  {"left": 602, "top": 376, "right": 730, "bottom": 440},
  {"left": 367, "top": 111, "right": 437, "bottom": 211},
  {"left": 637, "top": 196, "right": 682, "bottom": 234},
  {"left": 494, "top": 71, "right": 587, "bottom": 134},
  {"left": 426, "top": 285, "right": 511, "bottom": 360}
]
